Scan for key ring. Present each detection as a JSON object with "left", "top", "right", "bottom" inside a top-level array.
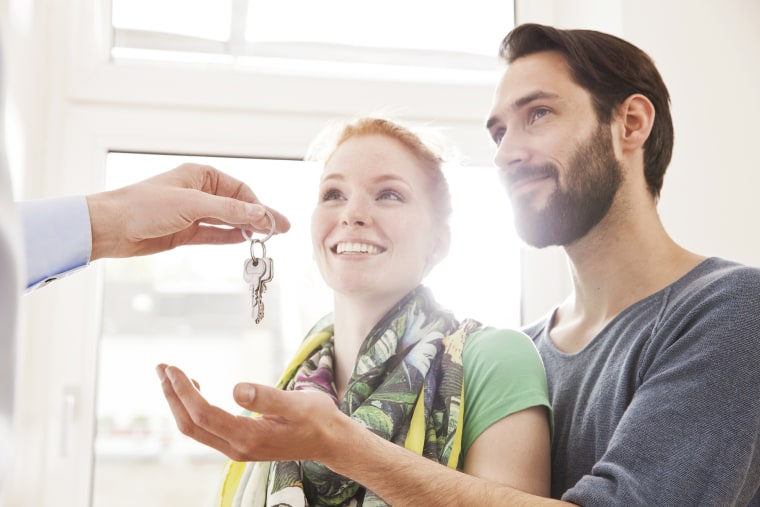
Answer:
[
  {"left": 241, "top": 209, "right": 276, "bottom": 243},
  {"left": 249, "top": 239, "right": 267, "bottom": 263}
]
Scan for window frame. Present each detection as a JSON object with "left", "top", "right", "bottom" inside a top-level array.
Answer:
[
  {"left": 68, "top": 0, "right": 507, "bottom": 133},
  {"left": 109, "top": 0, "right": 509, "bottom": 76}
]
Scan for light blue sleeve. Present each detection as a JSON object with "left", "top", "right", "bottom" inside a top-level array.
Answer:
[{"left": 19, "top": 195, "right": 92, "bottom": 290}]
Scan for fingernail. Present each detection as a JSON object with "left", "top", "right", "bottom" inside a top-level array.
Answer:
[
  {"left": 165, "top": 366, "right": 177, "bottom": 383},
  {"left": 155, "top": 365, "right": 166, "bottom": 381},
  {"left": 235, "top": 384, "right": 256, "bottom": 403},
  {"left": 245, "top": 203, "right": 265, "bottom": 218}
]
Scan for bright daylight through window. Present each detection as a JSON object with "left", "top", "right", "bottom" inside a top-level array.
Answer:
[
  {"left": 111, "top": 0, "right": 514, "bottom": 77},
  {"left": 92, "top": 152, "right": 520, "bottom": 506},
  {"left": 92, "top": 2, "right": 518, "bottom": 505}
]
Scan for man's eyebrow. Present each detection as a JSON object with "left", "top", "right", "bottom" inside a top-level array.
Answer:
[
  {"left": 486, "top": 90, "right": 561, "bottom": 130},
  {"left": 512, "top": 90, "right": 561, "bottom": 110}
]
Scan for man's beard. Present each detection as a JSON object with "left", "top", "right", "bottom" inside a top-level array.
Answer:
[{"left": 508, "top": 123, "right": 624, "bottom": 248}]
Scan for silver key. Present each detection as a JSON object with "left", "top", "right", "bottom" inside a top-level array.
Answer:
[
  {"left": 243, "top": 256, "right": 268, "bottom": 285},
  {"left": 241, "top": 214, "right": 276, "bottom": 324},
  {"left": 254, "top": 256, "right": 274, "bottom": 323},
  {"left": 243, "top": 257, "right": 268, "bottom": 320},
  {"left": 243, "top": 256, "right": 274, "bottom": 323}
]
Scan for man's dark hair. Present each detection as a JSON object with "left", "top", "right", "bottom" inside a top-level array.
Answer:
[{"left": 500, "top": 23, "right": 674, "bottom": 199}]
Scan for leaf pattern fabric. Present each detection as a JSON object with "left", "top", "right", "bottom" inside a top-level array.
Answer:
[{"left": 216, "top": 285, "right": 480, "bottom": 507}]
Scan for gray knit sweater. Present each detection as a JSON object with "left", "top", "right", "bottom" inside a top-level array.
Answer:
[{"left": 525, "top": 257, "right": 760, "bottom": 506}]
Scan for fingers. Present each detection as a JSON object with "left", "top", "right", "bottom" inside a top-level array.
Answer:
[
  {"left": 182, "top": 224, "right": 248, "bottom": 246},
  {"left": 156, "top": 364, "right": 243, "bottom": 457},
  {"left": 156, "top": 365, "right": 347, "bottom": 463},
  {"left": 258, "top": 206, "right": 291, "bottom": 234},
  {"left": 172, "top": 163, "right": 291, "bottom": 234},
  {"left": 157, "top": 364, "right": 292, "bottom": 462},
  {"left": 92, "top": 162, "right": 292, "bottom": 259},
  {"left": 181, "top": 191, "right": 290, "bottom": 235}
]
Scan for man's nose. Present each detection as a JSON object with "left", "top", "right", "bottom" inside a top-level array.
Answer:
[{"left": 493, "top": 129, "right": 530, "bottom": 170}]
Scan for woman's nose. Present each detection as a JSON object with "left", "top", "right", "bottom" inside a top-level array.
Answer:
[{"left": 341, "top": 200, "right": 370, "bottom": 227}]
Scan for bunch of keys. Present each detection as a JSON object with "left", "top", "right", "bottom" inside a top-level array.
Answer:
[{"left": 242, "top": 210, "right": 275, "bottom": 324}]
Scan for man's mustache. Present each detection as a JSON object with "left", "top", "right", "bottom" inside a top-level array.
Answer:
[{"left": 500, "top": 163, "right": 558, "bottom": 189}]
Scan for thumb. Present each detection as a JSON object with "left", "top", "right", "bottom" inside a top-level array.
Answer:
[{"left": 233, "top": 382, "right": 290, "bottom": 416}]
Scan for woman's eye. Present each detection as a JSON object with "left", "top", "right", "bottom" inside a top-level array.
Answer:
[
  {"left": 378, "top": 189, "right": 403, "bottom": 201},
  {"left": 320, "top": 189, "right": 343, "bottom": 201}
]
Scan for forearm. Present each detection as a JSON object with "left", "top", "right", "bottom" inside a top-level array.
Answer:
[
  {"left": 86, "top": 189, "right": 125, "bottom": 261},
  {"left": 324, "top": 416, "right": 571, "bottom": 507},
  {"left": 160, "top": 376, "right": 566, "bottom": 505}
]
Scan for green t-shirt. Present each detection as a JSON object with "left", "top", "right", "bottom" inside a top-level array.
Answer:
[{"left": 461, "top": 326, "right": 552, "bottom": 459}]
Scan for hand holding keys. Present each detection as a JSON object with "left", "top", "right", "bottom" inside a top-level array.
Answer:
[{"left": 242, "top": 211, "right": 276, "bottom": 324}]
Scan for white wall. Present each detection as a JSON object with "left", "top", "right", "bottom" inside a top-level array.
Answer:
[
  {"left": 623, "top": 1, "right": 760, "bottom": 268},
  {"left": 1, "top": 1, "right": 74, "bottom": 506},
  {"left": 2, "top": 1, "right": 759, "bottom": 505},
  {"left": 517, "top": 0, "right": 760, "bottom": 322}
]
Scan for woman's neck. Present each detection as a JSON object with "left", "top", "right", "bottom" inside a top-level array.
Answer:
[{"left": 330, "top": 292, "right": 401, "bottom": 399}]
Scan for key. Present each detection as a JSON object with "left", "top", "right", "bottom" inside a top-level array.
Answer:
[
  {"left": 254, "top": 257, "right": 274, "bottom": 324},
  {"left": 254, "top": 289, "right": 265, "bottom": 323},
  {"left": 243, "top": 257, "right": 268, "bottom": 319},
  {"left": 242, "top": 219, "right": 276, "bottom": 324},
  {"left": 243, "top": 256, "right": 268, "bottom": 285},
  {"left": 243, "top": 256, "right": 274, "bottom": 323}
]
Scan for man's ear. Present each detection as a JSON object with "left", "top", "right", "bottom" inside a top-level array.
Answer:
[{"left": 617, "top": 94, "right": 655, "bottom": 153}]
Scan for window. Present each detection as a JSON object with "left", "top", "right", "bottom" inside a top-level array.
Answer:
[
  {"left": 22, "top": 2, "right": 521, "bottom": 505},
  {"left": 91, "top": 151, "right": 520, "bottom": 506},
  {"left": 92, "top": 153, "right": 327, "bottom": 506},
  {"left": 110, "top": 0, "right": 514, "bottom": 80}
]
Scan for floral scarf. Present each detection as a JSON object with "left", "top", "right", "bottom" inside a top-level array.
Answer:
[{"left": 214, "top": 285, "right": 481, "bottom": 507}]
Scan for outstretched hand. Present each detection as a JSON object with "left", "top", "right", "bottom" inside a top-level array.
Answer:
[
  {"left": 86, "top": 163, "right": 291, "bottom": 260},
  {"left": 155, "top": 364, "right": 348, "bottom": 464}
]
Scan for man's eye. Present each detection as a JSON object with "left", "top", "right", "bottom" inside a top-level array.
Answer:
[
  {"left": 530, "top": 108, "right": 550, "bottom": 123},
  {"left": 491, "top": 129, "right": 505, "bottom": 145}
]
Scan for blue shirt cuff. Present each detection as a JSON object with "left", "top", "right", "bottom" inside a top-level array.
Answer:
[{"left": 19, "top": 195, "right": 92, "bottom": 290}]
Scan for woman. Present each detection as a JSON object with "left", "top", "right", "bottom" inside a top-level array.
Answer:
[{"left": 158, "top": 117, "right": 551, "bottom": 506}]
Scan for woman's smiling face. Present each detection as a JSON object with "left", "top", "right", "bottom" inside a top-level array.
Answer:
[{"left": 311, "top": 133, "right": 444, "bottom": 302}]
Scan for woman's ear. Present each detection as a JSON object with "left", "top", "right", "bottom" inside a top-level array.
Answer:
[
  {"left": 431, "top": 228, "right": 451, "bottom": 267},
  {"left": 617, "top": 93, "right": 655, "bottom": 153}
]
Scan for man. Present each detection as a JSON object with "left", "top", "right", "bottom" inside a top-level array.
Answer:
[{"left": 158, "top": 23, "right": 760, "bottom": 505}]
